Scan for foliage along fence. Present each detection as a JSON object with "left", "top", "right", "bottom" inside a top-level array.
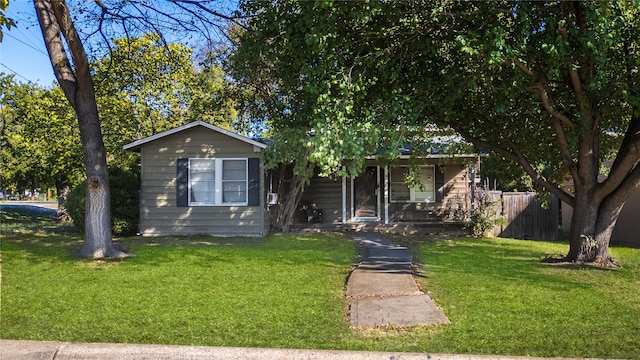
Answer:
[{"left": 484, "top": 191, "right": 559, "bottom": 241}]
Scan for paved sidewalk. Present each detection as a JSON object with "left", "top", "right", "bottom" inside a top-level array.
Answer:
[
  {"left": 347, "top": 232, "right": 450, "bottom": 327},
  {"left": 0, "top": 340, "right": 606, "bottom": 360}
]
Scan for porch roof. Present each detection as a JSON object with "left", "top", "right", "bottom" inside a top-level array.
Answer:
[{"left": 373, "top": 143, "right": 484, "bottom": 159}]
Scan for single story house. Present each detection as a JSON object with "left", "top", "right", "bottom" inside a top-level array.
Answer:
[
  {"left": 124, "top": 121, "right": 479, "bottom": 237},
  {"left": 123, "top": 121, "right": 268, "bottom": 237}
]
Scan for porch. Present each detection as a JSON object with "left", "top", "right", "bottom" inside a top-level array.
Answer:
[
  {"left": 288, "top": 159, "right": 475, "bottom": 229},
  {"left": 289, "top": 220, "right": 469, "bottom": 237}
]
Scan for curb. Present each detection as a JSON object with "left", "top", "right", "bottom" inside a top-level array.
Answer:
[{"left": 0, "top": 340, "right": 607, "bottom": 360}]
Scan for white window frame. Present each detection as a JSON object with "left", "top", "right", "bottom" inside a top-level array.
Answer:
[
  {"left": 389, "top": 165, "right": 436, "bottom": 203},
  {"left": 188, "top": 158, "right": 248, "bottom": 206}
]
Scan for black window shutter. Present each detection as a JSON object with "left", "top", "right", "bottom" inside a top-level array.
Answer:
[
  {"left": 176, "top": 158, "right": 189, "bottom": 207},
  {"left": 247, "top": 158, "right": 260, "bottom": 206},
  {"left": 435, "top": 165, "right": 445, "bottom": 203}
]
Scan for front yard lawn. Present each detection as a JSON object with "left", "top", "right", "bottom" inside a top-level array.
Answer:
[
  {"left": 414, "top": 237, "right": 640, "bottom": 358},
  {"left": 1, "top": 228, "right": 354, "bottom": 349},
  {"left": 2, "top": 206, "right": 639, "bottom": 358}
]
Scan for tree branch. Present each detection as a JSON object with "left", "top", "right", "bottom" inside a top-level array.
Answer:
[
  {"left": 600, "top": 154, "right": 640, "bottom": 210},
  {"left": 33, "top": 0, "right": 78, "bottom": 109},
  {"left": 531, "top": 75, "right": 576, "bottom": 128},
  {"left": 511, "top": 58, "right": 535, "bottom": 76},
  {"left": 598, "top": 113, "right": 640, "bottom": 202},
  {"left": 558, "top": 5, "right": 596, "bottom": 132},
  {"left": 168, "top": 0, "right": 236, "bottom": 43},
  {"left": 49, "top": 0, "right": 93, "bottom": 99},
  {"left": 457, "top": 127, "right": 575, "bottom": 206},
  {"left": 170, "top": 0, "right": 241, "bottom": 23},
  {"left": 527, "top": 75, "right": 580, "bottom": 183},
  {"left": 511, "top": 59, "right": 579, "bottom": 181}
]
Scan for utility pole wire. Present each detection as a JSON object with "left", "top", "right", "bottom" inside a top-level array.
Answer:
[
  {"left": 3, "top": 32, "right": 48, "bottom": 56},
  {"left": 0, "top": 62, "right": 37, "bottom": 84}
]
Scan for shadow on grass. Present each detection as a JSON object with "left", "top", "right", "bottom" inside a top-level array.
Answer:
[
  {"left": 1, "top": 205, "right": 78, "bottom": 233},
  {"left": 541, "top": 258, "right": 621, "bottom": 271},
  {"left": 409, "top": 237, "right": 597, "bottom": 292},
  {"left": 1, "top": 204, "right": 272, "bottom": 260}
]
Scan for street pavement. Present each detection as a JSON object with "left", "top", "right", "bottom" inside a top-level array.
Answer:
[{"left": 0, "top": 201, "right": 58, "bottom": 212}]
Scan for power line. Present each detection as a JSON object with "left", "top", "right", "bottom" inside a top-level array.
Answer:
[
  {"left": 0, "top": 62, "right": 36, "bottom": 84},
  {"left": 3, "top": 32, "right": 48, "bottom": 56},
  {"left": 13, "top": 25, "right": 45, "bottom": 52}
]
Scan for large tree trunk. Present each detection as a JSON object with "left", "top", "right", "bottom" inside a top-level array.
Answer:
[
  {"left": 78, "top": 176, "right": 121, "bottom": 258},
  {"left": 565, "top": 111, "right": 640, "bottom": 268},
  {"left": 593, "top": 203, "right": 622, "bottom": 266},
  {"left": 566, "top": 189, "right": 599, "bottom": 262},
  {"left": 34, "top": 0, "right": 127, "bottom": 258},
  {"left": 565, "top": 189, "right": 620, "bottom": 268}
]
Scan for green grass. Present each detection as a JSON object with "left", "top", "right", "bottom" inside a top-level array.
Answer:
[
  {"left": 0, "top": 204, "right": 75, "bottom": 232},
  {"left": 2, "top": 207, "right": 640, "bottom": 358},
  {"left": 1, "top": 218, "right": 354, "bottom": 348},
  {"left": 414, "top": 237, "right": 640, "bottom": 358}
]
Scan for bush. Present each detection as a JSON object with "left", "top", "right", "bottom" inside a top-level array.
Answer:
[
  {"left": 65, "top": 184, "right": 85, "bottom": 231},
  {"left": 65, "top": 166, "right": 140, "bottom": 236},
  {"left": 469, "top": 188, "right": 505, "bottom": 237}
]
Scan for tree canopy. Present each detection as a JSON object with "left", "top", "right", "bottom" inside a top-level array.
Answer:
[
  {"left": 233, "top": 0, "right": 640, "bottom": 266},
  {"left": 92, "top": 33, "right": 237, "bottom": 168},
  {"left": 4, "top": 0, "right": 239, "bottom": 258},
  {"left": 0, "top": 74, "right": 83, "bottom": 210}
]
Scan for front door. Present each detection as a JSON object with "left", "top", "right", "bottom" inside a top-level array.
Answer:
[{"left": 354, "top": 166, "right": 378, "bottom": 218}]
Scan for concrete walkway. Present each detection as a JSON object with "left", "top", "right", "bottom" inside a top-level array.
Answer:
[{"left": 347, "top": 232, "right": 450, "bottom": 327}]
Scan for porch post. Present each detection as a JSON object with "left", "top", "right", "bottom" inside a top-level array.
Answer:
[
  {"left": 384, "top": 166, "right": 389, "bottom": 224},
  {"left": 342, "top": 166, "right": 347, "bottom": 223}
]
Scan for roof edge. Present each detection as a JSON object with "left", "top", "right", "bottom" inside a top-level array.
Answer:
[
  {"left": 123, "top": 121, "right": 268, "bottom": 151},
  {"left": 365, "top": 154, "right": 481, "bottom": 160}
]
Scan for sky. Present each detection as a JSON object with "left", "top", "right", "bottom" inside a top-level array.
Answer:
[
  {"left": 1, "top": 0, "right": 238, "bottom": 88},
  {"left": 1, "top": 0, "right": 57, "bottom": 87}
]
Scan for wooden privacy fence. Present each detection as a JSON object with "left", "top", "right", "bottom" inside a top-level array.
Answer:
[{"left": 485, "top": 191, "right": 559, "bottom": 241}]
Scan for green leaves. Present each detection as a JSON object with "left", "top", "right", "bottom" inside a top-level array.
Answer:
[
  {"left": 0, "top": 75, "right": 83, "bottom": 193},
  {"left": 0, "top": 0, "right": 15, "bottom": 42},
  {"left": 232, "top": 0, "right": 640, "bottom": 216},
  {"left": 92, "top": 34, "right": 237, "bottom": 166}
]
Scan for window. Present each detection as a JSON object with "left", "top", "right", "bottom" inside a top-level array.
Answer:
[
  {"left": 189, "top": 159, "right": 216, "bottom": 204},
  {"left": 222, "top": 160, "right": 247, "bottom": 203},
  {"left": 188, "top": 158, "right": 248, "bottom": 205},
  {"left": 389, "top": 166, "right": 435, "bottom": 202}
]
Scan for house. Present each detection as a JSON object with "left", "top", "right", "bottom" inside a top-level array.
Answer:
[
  {"left": 123, "top": 121, "right": 268, "bottom": 237},
  {"left": 610, "top": 189, "right": 640, "bottom": 247},
  {"left": 124, "top": 121, "right": 479, "bottom": 237}
]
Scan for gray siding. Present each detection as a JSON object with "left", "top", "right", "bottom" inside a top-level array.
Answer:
[
  {"left": 388, "top": 164, "right": 469, "bottom": 222},
  {"left": 301, "top": 176, "right": 344, "bottom": 223},
  {"left": 300, "top": 159, "right": 471, "bottom": 224},
  {"left": 138, "top": 126, "right": 266, "bottom": 237}
]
